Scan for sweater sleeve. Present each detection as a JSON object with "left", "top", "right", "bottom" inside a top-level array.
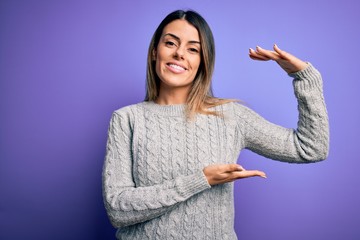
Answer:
[
  {"left": 102, "top": 110, "right": 211, "bottom": 228},
  {"left": 235, "top": 63, "right": 329, "bottom": 163}
]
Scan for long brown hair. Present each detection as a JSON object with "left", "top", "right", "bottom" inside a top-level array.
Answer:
[{"left": 145, "top": 10, "right": 234, "bottom": 117}]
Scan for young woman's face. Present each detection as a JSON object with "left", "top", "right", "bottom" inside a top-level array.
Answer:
[{"left": 154, "top": 19, "right": 201, "bottom": 91}]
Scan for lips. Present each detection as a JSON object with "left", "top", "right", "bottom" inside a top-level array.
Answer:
[{"left": 166, "top": 63, "right": 187, "bottom": 73}]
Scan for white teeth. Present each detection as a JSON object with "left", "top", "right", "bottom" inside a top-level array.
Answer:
[{"left": 169, "top": 64, "right": 185, "bottom": 70}]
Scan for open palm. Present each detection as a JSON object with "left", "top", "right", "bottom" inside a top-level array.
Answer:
[{"left": 249, "top": 44, "right": 308, "bottom": 74}]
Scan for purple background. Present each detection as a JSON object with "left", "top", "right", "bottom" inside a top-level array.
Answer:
[{"left": 1, "top": 0, "right": 359, "bottom": 239}]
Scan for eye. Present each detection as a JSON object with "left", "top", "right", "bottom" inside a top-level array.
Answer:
[
  {"left": 189, "top": 48, "right": 199, "bottom": 53},
  {"left": 165, "top": 41, "right": 176, "bottom": 47}
]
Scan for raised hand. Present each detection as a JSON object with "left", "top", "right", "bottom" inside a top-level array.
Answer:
[
  {"left": 203, "top": 163, "right": 266, "bottom": 186},
  {"left": 249, "top": 44, "right": 308, "bottom": 74}
]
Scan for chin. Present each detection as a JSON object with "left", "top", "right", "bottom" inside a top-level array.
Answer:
[
  {"left": 160, "top": 76, "right": 194, "bottom": 88},
  {"left": 163, "top": 80, "right": 193, "bottom": 88}
]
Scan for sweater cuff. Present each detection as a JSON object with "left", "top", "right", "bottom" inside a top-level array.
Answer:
[
  {"left": 289, "top": 62, "right": 323, "bottom": 93},
  {"left": 175, "top": 170, "right": 211, "bottom": 199}
]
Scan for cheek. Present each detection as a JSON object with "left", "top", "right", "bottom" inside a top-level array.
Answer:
[
  {"left": 154, "top": 55, "right": 163, "bottom": 77},
  {"left": 154, "top": 49, "right": 167, "bottom": 74},
  {"left": 155, "top": 60, "right": 161, "bottom": 76},
  {"left": 191, "top": 57, "right": 201, "bottom": 74}
]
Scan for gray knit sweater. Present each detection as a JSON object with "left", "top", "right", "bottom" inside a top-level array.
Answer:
[{"left": 102, "top": 64, "right": 329, "bottom": 239}]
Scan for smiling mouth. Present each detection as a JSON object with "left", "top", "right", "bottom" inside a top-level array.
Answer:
[{"left": 167, "top": 63, "right": 187, "bottom": 71}]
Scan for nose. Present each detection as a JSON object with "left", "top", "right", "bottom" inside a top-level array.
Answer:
[{"left": 174, "top": 45, "right": 185, "bottom": 59}]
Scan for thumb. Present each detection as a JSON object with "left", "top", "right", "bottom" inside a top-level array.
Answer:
[{"left": 226, "top": 164, "right": 245, "bottom": 172}]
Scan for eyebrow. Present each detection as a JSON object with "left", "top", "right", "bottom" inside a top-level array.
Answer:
[{"left": 163, "top": 33, "right": 201, "bottom": 45}]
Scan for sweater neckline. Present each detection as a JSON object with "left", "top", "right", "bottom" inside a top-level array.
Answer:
[{"left": 142, "top": 101, "right": 186, "bottom": 117}]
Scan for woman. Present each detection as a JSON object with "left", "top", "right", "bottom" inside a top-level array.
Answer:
[{"left": 102, "top": 10, "right": 329, "bottom": 239}]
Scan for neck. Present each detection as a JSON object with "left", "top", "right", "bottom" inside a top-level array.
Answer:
[{"left": 156, "top": 85, "right": 190, "bottom": 105}]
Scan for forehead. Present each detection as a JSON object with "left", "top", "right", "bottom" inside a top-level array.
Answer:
[{"left": 162, "top": 19, "right": 200, "bottom": 41}]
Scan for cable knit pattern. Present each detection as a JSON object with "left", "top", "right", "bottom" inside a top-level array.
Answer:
[{"left": 103, "top": 63, "right": 329, "bottom": 239}]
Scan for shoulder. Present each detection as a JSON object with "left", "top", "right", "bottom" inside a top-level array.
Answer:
[
  {"left": 109, "top": 102, "right": 148, "bottom": 126},
  {"left": 213, "top": 101, "right": 254, "bottom": 115},
  {"left": 113, "top": 102, "right": 147, "bottom": 117},
  {"left": 215, "top": 101, "right": 265, "bottom": 124}
]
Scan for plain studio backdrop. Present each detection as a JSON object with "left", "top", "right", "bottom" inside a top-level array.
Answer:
[{"left": 1, "top": 0, "right": 359, "bottom": 239}]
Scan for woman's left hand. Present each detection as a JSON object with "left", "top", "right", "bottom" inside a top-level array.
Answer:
[{"left": 249, "top": 44, "right": 308, "bottom": 74}]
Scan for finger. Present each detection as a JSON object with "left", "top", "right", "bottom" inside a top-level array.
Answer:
[
  {"left": 249, "top": 53, "right": 268, "bottom": 61},
  {"left": 273, "top": 44, "right": 292, "bottom": 60},
  {"left": 237, "top": 164, "right": 246, "bottom": 171},
  {"left": 235, "top": 170, "right": 267, "bottom": 179},
  {"left": 255, "top": 46, "right": 281, "bottom": 61},
  {"left": 249, "top": 48, "right": 271, "bottom": 61},
  {"left": 250, "top": 48, "right": 271, "bottom": 60},
  {"left": 226, "top": 163, "right": 245, "bottom": 172}
]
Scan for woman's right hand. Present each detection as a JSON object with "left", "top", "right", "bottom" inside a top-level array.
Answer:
[{"left": 203, "top": 163, "right": 266, "bottom": 186}]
